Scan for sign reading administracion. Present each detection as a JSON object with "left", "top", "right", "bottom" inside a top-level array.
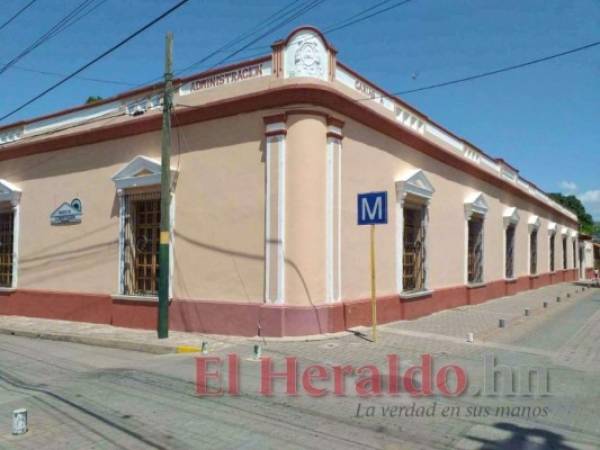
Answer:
[{"left": 180, "top": 61, "right": 271, "bottom": 96}]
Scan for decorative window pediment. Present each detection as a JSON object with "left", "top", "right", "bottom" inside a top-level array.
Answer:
[
  {"left": 569, "top": 229, "right": 578, "bottom": 238},
  {"left": 112, "top": 156, "right": 177, "bottom": 191},
  {"left": 464, "top": 192, "right": 488, "bottom": 219},
  {"left": 528, "top": 215, "right": 541, "bottom": 230},
  {"left": 548, "top": 222, "right": 557, "bottom": 233},
  {"left": 0, "top": 179, "right": 21, "bottom": 206},
  {"left": 395, "top": 169, "right": 435, "bottom": 203},
  {"left": 503, "top": 207, "right": 520, "bottom": 227},
  {"left": 560, "top": 226, "right": 568, "bottom": 236}
]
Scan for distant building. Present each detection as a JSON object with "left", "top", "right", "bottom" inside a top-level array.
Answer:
[{"left": 0, "top": 27, "right": 587, "bottom": 336}]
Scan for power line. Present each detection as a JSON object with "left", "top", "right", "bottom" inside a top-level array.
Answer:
[
  {"left": 0, "top": 0, "right": 38, "bottom": 33},
  {"left": 134, "top": 0, "right": 306, "bottom": 88},
  {"left": 194, "top": 0, "right": 414, "bottom": 61},
  {"left": 6, "top": 62, "right": 136, "bottom": 86},
  {"left": 323, "top": 0, "right": 394, "bottom": 31},
  {"left": 394, "top": 39, "right": 600, "bottom": 95},
  {"left": 0, "top": 0, "right": 191, "bottom": 123},
  {"left": 176, "top": 0, "right": 304, "bottom": 76},
  {"left": 210, "top": 0, "right": 326, "bottom": 69},
  {"left": 324, "top": 0, "right": 413, "bottom": 34},
  {"left": 0, "top": 0, "right": 107, "bottom": 76}
]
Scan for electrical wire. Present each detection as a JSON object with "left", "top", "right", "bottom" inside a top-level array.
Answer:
[
  {"left": 0, "top": 0, "right": 38, "bottom": 33},
  {"left": 0, "top": 0, "right": 105, "bottom": 76},
  {"left": 202, "top": 0, "right": 414, "bottom": 58},
  {"left": 324, "top": 0, "right": 412, "bottom": 34},
  {"left": 210, "top": 0, "right": 326, "bottom": 69},
  {"left": 6, "top": 62, "right": 136, "bottom": 86},
  {"left": 175, "top": 0, "right": 305, "bottom": 76},
  {"left": 0, "top": 0, "right": 191, "bottom": 123},
  {"left": 393, "top": 39, "right": 600, "bottom": 95}
]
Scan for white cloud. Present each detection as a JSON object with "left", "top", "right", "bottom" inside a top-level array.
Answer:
[
  {"left": 559, "top": 180, "right": 578, "bottom": 192},
  {"left": 579, "top": 190, "right": 600, "bottom": 202},
  {"left": 578, "top": 190, "right": 600, "bottom": 220}
]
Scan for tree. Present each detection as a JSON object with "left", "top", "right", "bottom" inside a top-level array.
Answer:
[
  {"left": 548, "top": 193, "right": 595, "bottom": 234},
  {"left": 85, "top": 96, "right": 103, "bottom": 104}
]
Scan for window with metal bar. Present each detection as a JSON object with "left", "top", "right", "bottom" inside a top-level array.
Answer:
[
  {"left": 549, "top": 233, "right": 555, "bottom": 272},
  {"left": 402, "top": 204, "right": 426, "bottom": 292},
  {"left": 573, "top": 240, "right": 577, "bottom": 269},
  {"left": 530, "top": 230, "right": 538, "bottom": 275},
  {"left": 505, "top": 224, "right": 515, "bottom": 279},
  {"left": 468, "top": 215, "right": 484, "bottom": 283},
  {"left": 0, "top": 209, "right": 14, "bottom": 287},
  {"left": 562, "top": 236, "right": 567, "bottom": 269},
  {"left": 122, "top": 191, "right": 161, "bottom": 296}
]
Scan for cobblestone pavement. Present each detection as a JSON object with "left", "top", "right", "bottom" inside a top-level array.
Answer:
[{"left": 0, "top": 283, "right": 598, "bottom": 449}]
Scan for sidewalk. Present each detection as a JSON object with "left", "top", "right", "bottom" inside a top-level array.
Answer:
[{"left": 0, "top": 281, "right": 595, "bottom": 354}]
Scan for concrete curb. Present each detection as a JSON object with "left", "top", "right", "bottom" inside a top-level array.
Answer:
[{"left": 0, "top": 327, "right": 178, "bottom": 354}]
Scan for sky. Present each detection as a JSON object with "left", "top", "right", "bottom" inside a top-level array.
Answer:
[{"left": 1, "top": 0, "right": 599, "bottom": 219}]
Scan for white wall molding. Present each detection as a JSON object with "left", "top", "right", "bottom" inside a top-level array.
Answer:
[
  {"left": 263, "top": 118, "right": 287, "bottom": 305},
  {"left": 325, "top": 134, "right": 342, "bottom": 303},
  {"left": 528, "top": 215, "right": 541, "bottom": 231},
  {"left": 464, "top": 192, "right": 489, "bottom": 220},
  {"left": 395, "top": 169, "right": 435, "bottom": 205},
  {"left": 503, "top": 206, "right": 520, "bottom": 228},
  {"left": 112, "top": 155, "right": 178, "bottom": 190}
]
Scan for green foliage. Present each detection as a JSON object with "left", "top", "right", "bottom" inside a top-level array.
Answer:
[
  {"left": 549, "top": 193, "right": 594, "bottom": 233},
  {"left": 593, "top": 221, "right": 600, "bottom": 239},
  {"left": 85, "top": 96, "right": 103, "bottom": 104}
]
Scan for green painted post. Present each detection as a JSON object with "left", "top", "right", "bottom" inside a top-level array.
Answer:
[{"left": 158, "top": 32, "right": 173, "bottom": 339}]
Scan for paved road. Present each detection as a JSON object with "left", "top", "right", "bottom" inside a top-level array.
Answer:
[{"left": 0, "top": 290, "right": 599, "bottom": 449}]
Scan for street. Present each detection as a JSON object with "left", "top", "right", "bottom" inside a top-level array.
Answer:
[{"left": 1, "top": 286, "right": 599, "bottom": 449}]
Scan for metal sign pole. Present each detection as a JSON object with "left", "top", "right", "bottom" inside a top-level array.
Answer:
[
  {"left": 370, "top": 224, "right": 377, "bottom": 342},
  {"left": 357, "top": 191, "right": 387, "bottom": 343}
]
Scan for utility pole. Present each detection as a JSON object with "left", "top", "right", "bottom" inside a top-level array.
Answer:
[{"left": 158, "top": 32, "right": 173, "bottom": 339}]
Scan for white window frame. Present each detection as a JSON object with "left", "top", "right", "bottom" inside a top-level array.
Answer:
[
  {"left": 502, "top": 207, "right": 520, "bottom": 280},
  {"left": 560, "top": 227, "right": 568, "bottom": 270},
  {"left": 0, "top": 179, "right": 21, "bottom": 291},
  {"left": 395, "top": 169, "right": 435, "bottom": 297},
  {"left": 548, "top": 222, "right": 557, "bottom": 272},
  {"left": 570, "top": 229, "right": 578, "bottom": 270},
  {"left": 528, "top": 215, "right": 541, "bottom": 276},
  {"left": 111, "top": 156, "right": 177, "bottom": 300},
  {"left": 464, "top": 192, "right": 488, "bottom": 285}
]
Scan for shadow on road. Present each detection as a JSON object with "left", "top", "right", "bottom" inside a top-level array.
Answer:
[{"left": 466, "top": 422, "right": 576, "bottom": 450}]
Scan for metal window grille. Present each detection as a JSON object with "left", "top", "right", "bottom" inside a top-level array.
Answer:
[
  {"left": 468, "top": 216, "right": 484, "bottom": 283},
  {"left": 549, "top": 234, "right": 555, "bottom": 272},
  {"left": 0, "top": 209, "right": 14, "bottom": 287},
  {"left": 530, "top": 230, "right": 538, "bottom": 275},
  {"left": 122, "top": 191, "right": 161, "bottom": 296},
  {"left": 562, "top": 236, "right": 567, "bottom": 269},
  {"left": 573, "top": 240, "right": 577, "bottom": 269},
  {"left": 403, "top": 205, "right": 426, "bottom": 292},
  {"left": 505, "top": 224, "right": 515, "bottom": 279}
]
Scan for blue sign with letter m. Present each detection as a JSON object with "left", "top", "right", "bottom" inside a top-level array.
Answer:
[{"left": 357, "top": 191, "right": 388, "bottom": 225}]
